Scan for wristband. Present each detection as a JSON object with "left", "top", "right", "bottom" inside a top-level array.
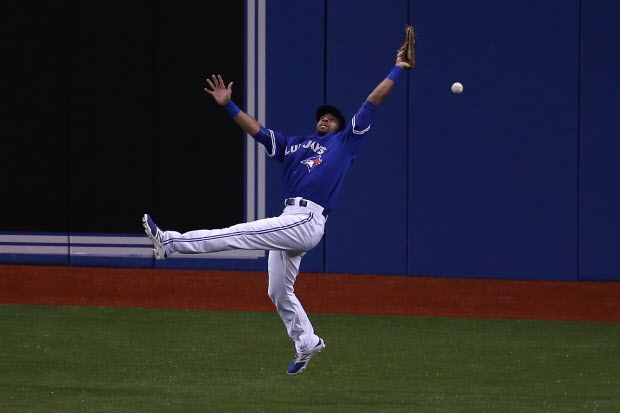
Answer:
[
  {"left": 224, "top": 101, "right": 241, "bottom": 117},
  {"left": 387, "top": 65, "right": 403, "bottom": 82}
]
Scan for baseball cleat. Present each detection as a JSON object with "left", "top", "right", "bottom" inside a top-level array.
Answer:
[
  {"left": 287, "top": 337, "right": 325, "bottom": 375},
  {"left": 142, "top": 214, "right": 168, "bottom": 260}
]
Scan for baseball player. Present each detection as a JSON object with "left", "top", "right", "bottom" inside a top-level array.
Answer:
[{"left": 143, "top": 45, "right": 412, "bottom": 375}]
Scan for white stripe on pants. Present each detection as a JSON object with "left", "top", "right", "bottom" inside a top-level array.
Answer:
[{"left": 160, "top": 201, "right": 326, "bottom": 353}]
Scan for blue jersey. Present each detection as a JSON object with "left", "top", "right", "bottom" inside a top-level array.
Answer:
[{"left": 253, "top": 100, "right": 377, "bottom": 215}]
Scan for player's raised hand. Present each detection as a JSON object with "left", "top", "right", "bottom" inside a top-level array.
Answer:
[{"left": 204, "top": 74, "right": 233, "bottom": 106}]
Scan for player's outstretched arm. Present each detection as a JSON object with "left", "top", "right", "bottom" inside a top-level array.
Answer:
[
  {"left": 204, "top": 74, "right": 261, "bottom": 136},
  {"left": 366, "top": 51, "right": 411, "bottom": 106}
]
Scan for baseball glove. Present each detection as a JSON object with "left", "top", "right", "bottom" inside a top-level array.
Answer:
[{"left": 398, "top": 24, "right": 416, "bottom": 68}]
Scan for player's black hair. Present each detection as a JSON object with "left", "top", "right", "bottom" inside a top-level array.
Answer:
[{"left": 316, "top": 105, "right": 346, "bottom": 131}]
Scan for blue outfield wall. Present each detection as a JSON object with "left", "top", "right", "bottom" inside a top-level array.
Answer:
[
  {"left": 578, "top": 0, "right": 620, "bottom": 281},
  {"left": 266, "top": 0, "right": 618, "bottom": 281},
  {"left": 2, "top": 0, "right": 619, "bottom": 281},
  {"left": 407, "top": 0, "right": 580, "bottom": 280},
  {"left": 323, "top": 0, "right": 409, "bottom": 275}
]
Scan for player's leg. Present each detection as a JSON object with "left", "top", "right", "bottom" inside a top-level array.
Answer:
[
  {"left": 143, "top": 212, "right": 324, "bottom": 259},
  {"left": 267, "top": 250, "right": 324, "bottom": 374}
]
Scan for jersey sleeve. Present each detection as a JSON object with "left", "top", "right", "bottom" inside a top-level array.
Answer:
[
  {"left": 341, "top": 100, "right": 378, "bottom": 154},
  {"left": 352, "top": 100, "right": 377, "bottom": 134},
  {"left": 252, "top": 127, "right": 288, "bottom": 161}
]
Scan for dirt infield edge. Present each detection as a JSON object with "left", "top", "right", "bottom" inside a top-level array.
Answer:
[{"left": 1, "top": 264, "right": 619, "bottom": 322}]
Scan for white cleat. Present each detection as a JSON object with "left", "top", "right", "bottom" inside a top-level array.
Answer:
[
  {"left": 142, "top": 214, "right": 168, "bottom": 260},
  {"left": 287, "top": 338, "right": 325, "bottom": 375}
]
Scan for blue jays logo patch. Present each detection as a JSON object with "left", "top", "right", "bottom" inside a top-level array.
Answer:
[{"left": 301, "top": 155, "right": 323, "bottom": 172}]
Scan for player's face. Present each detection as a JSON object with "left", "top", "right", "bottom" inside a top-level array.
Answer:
[{"left": 316, "top": 114, "right": 340, "bottom": 136}]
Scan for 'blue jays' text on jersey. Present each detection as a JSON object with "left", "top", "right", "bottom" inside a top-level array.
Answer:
[{"left": 252, "top": 100, "right": 377, "bottom": 215}]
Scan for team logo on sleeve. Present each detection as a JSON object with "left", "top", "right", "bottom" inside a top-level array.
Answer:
[{"left": 301, "top": 155, "right": 323, "bottom": 172}]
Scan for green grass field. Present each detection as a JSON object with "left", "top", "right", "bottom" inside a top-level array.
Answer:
[{"left": 0, "top": 304, "right": 618, "bottom": 412}]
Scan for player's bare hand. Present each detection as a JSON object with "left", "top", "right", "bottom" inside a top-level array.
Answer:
[{"left": 204, "top": 74, "right": 233, "bottom": 106}]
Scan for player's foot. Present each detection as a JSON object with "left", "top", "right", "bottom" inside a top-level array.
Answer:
[
  {"left": 142, "top": 214, "right": 168, "bottom": 260},
  {"left": 287, "top": 337, "right": 325, "bottom": 375}
]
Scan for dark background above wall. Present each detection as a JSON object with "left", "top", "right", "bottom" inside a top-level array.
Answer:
[{"left": 2, "top": 1, "right": 245, "bottom": 234}]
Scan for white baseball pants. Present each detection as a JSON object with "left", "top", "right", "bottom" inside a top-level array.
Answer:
[{"left": 160, "top": 198, "right": 326, "bottom": 353}]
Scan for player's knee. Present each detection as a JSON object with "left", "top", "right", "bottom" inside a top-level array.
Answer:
[
  {"left": 267, "top": 284, "right": 279, "bottom": 303},
  {"left": 267, "top": 282, "right": 289, "bottom": 304}
]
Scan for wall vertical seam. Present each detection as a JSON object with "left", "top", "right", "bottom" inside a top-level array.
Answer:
[
  {"left": 406, "top": 0, "right": 411, "bottom": 274},
  {"left": 322, "top": 0, "right": 328, "bottom": 273},
  {"left": 576, "top": 0, "right": 582, "bottom": 280},
  {"left": 405, "top": 0, "right": 414, "bottom": 275}
]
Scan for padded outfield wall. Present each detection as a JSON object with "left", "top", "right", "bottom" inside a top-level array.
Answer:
[{"left": 2, "top": 0, "right": 619, "bottom": 281}]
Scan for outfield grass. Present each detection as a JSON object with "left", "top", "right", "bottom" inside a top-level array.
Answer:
[{"left": 0, "top": 304, "right": 618, "bottom": 412}]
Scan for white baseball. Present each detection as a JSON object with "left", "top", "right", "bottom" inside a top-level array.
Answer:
[{"left": 451, "top": 82, "right": 463, "bottom": 94}]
